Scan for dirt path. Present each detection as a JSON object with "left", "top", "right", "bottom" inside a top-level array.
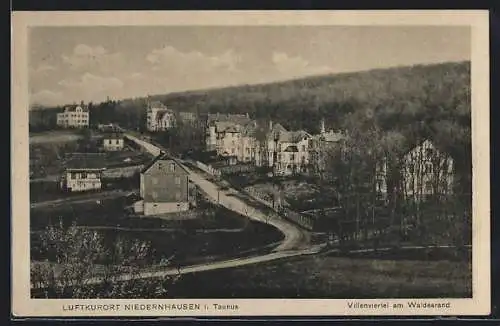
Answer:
[
  {"left": 124, "top": 134, "right": 307, "bottom": 252},
  {"left": 30, "top": 190, "right": 134, "bottom": 209}
]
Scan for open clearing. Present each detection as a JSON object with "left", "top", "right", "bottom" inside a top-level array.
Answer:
[
  {"left": 29, "top": 131, "right": 84, "bottom": 145},
  {"left": 166, "top": 251, "right": 472, "bottom": 298}
]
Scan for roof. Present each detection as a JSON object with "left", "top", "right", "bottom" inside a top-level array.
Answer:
[
  {"left": 283, "top": 145, "right": 299, "bottom": 152},
  {"left": 140, "top": 152, "right": 190, "bottom": 174},
  {"left": 277, "top": 130, "right": 311, "bottom": 143},
  {"left": 318, "top": 131, "right": 345, "bottom": 142},
  {"left": 63, "top": 105, "right": 89, "bottom": 113},
  {"left": 215, "top": 121, "right": 241, "bottom": 133},
  {"left": 156, "top": 110, "right": 174, "bottom": 121},
  {"left": 103, "top": 132, "right": 124, "bottom": 140},
  {"left": 267, "top": 123, "right": 288, "bottom": 139},
  {"left": 242, "top": 121, "right": 258, "bottom": 136},
  {"left": 64, "top": 153, "right": 106, "bottom": 170},
  {"left": 148, "top": 101, "right": 167, "bottom": 109},
  {"left": 207, "top": 113, "right": 252, "bottom": 126}
]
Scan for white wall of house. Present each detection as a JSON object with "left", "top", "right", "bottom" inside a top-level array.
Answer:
[
  {"left": 63, "top": 171, "right": 101, "bottom": 192},
  {"left": 56, "top": 106, "right": 89, "bottom": 128},
  {"left": 146, "top": 107, "right": 175, "bottom": 131},
  {"left": 143, "top": 202, "right": 189, "bottom": 216},
  {"left": 217, "top": 131, "right": 240, "bottom": 156},
  {"left": 103, "top": 138, "right": 124, "bottom": 151}
]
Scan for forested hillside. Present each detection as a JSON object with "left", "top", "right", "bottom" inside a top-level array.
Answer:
[{"left": 31, "top": 61, "right": 471, "bottom": 167}]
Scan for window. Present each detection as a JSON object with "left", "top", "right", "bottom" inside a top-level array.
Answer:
[
  {"left": 116, "top": 139, "right": 120, "bottom": 145},
  {"left": 425, "top": 162, "right": 433, "bottom": 174},
  {"left": 231, "top": 148, "right": 235, "bottom": 154},
  {"left": 425, "top": 148, "right": 434, "bottom": 157},
  {"left": 408, "top": 165, "right": 414, "bottom": 174},
  {"left": 175, "top": 176, "right": 181, "bottom": 185},
  {"left": 170, "top": 163, "right": 175, "bottom": 172},
  {"left": 81, "top": 172, "right": 87, "bottom": 179},
  {"left": 290, "top": 154, "right": 295, "bottom": 161},
  {"left": 152, "top": 191, "right": 158, "bottom": 200},
  {"left": 175, "top": 192, "right": 181, "bottom": 201},
  {"left": 302, "top": 145, "right": 306, "bottom": 152},
  {"left": 425, "top": 181, "right": 433, "bottom": 193}
]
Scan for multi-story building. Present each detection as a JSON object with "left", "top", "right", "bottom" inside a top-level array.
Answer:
[
  {"left": 56, "top": 102, "right": 90, "bottom": 128},
  {"left": 264, "top": 121, "right": 311, "bottom": 175},
  {"left": 139, "top": 153, "right": 196, "bottom": 216},
  {"left": 376, "top": 139, "right": 455, "bottom": 200},
  {"left": 205, "top": 113, "right": 252, "bottom": 152},
  {"left": 309, "top": 119, "right": 346, "bottom": 175},
  {"left": 178, "top": 111, "right": 198, "bottom": 126},
  {"left": 102, "top": 133, "right": 125, "bottom": 151},
  {"left": 60, "top": 153, "right": 105, "bottom": 192},
  {"left": 146, "top": 101, "right": 176, "bottom": 132}
]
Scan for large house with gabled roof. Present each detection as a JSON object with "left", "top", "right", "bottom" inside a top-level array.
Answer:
[
  {"left": 138, "top": 152, "right": 195, "bottom": 216},
  {"left": 146, "top": 101, "right": 176, "bottom": 132},
  {"left": 56, "top": 102, "right": 90, "bottom": 128},
  {"left": 265, "top": 121, "right": 312, "bottom": 175},
  {"left": 376, "top": 139, "right": 455, "bottom": 201}
]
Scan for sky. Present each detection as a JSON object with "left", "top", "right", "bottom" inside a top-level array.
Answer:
[{"left": 29, "top": 26, "right": 470, "bottom": 107}]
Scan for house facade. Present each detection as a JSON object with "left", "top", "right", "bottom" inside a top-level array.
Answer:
[
  {"left": 205, "top": 113, "right": 252, "bottom": 152},
  {"left": 60, "top": 154, "right": 105, "bottom": 192},
  {"left": 376, "top": 139, "right": 455, "bottom": 200},
  {"left": 308, "top": 120, "right": 346, "bottom": 175},
  {"left": 146, "top": 101, "right": 176, "bottom": 132},
  {"left": 264, "top": 122, "right": 311, "bottom": 175},
  {"left": 139, "top": 153, "right": 194, "bottom": 216},
  {"left": 56, "top": 102, "right": 90, "bottom": 128},
  {"left": 103, "top": 133, "right": 125, "bottom": 151}
]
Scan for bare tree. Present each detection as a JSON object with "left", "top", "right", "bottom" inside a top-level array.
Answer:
[{"left": 31, "top": 220, "right": 178, "bottom": 298}]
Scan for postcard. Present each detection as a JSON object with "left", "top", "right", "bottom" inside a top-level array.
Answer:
[{"left": 11, "top": 10, "right": 490, "bottom": 317}]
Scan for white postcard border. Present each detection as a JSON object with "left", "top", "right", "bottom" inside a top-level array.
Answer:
[{"left": 11, "top": 10, "right": 491, "bottom": 317}]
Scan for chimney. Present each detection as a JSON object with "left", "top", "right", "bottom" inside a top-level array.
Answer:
[
  {"left": 320, "top": 118, "right": 325, "bottom": 134},
  {"left": 246, "top": 113, "right": 249, "bottom": 118}
]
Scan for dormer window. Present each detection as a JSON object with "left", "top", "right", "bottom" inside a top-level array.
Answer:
[{"left": 170, "top": 163, "right": 175, "bottom": 172}]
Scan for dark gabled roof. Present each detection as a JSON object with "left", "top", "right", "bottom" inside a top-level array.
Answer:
[
  {"left": 156, "top": 110, "right": 174, "bottom": 121},
  {"left": 148, "top": 101, "right": 167, "bottom": 109},
  {"left": 103, "top": 132, "right": 124, "bottom": 140},
  {"left": 64, "top": 153, "right": 106, "bottom": 170},
  {"left": 63, "top": 104, "right": 89, "bottom": 113},
  {"left": 283, "top": 145, "right": 299, "bottom": 152},
  {"left": 140, "top": 152, "right": 190, "bottom": 174}
]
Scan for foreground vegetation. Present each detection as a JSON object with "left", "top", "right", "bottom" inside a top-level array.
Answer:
[{"left": 165, "top": 251, "right": 471, "bottom": 299}]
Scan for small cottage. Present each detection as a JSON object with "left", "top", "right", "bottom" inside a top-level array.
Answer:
[
  {"left": 60, "top": 154, "right": 106, "bottom": 192},
  {"left": 103, "top": 133, "right": 125, "bottom": 151}
]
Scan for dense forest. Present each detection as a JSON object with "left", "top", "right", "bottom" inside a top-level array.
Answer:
[{"left": 30, "top": 61, "right": 471, "bottom": 167}]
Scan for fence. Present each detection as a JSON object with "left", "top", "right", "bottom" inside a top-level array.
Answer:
[
  {"left": 195, "top": 161, "right": 222, "bottom": 177},
  {"left": 103, "top": 165, "right": 144, "bottom": 178}
]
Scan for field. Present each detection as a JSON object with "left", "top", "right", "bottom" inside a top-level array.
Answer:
[
  {"left": 29, "top": 130, "right": 84, "bottom": 145},
  {"left": 164, "top": 250, "right": 472, "bottom": 298},
  {"left": 30, "top": 196, "right": 284, "bottom": 268}
]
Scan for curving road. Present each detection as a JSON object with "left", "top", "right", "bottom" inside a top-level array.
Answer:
[{"left": 124, "top": 134, "right": 307, "bottom": 252}]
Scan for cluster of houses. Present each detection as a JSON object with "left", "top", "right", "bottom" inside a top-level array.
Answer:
[
  {"left": 52, "top": 98, "right": 456, "bottom": 219},
  {"left": 203, "top": 112, "right": 345, "bottom": 176}
]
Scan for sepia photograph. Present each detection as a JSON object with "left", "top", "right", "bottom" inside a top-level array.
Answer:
[{"left": 11, "top": 11, "right": 490, "bottom": 317}]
